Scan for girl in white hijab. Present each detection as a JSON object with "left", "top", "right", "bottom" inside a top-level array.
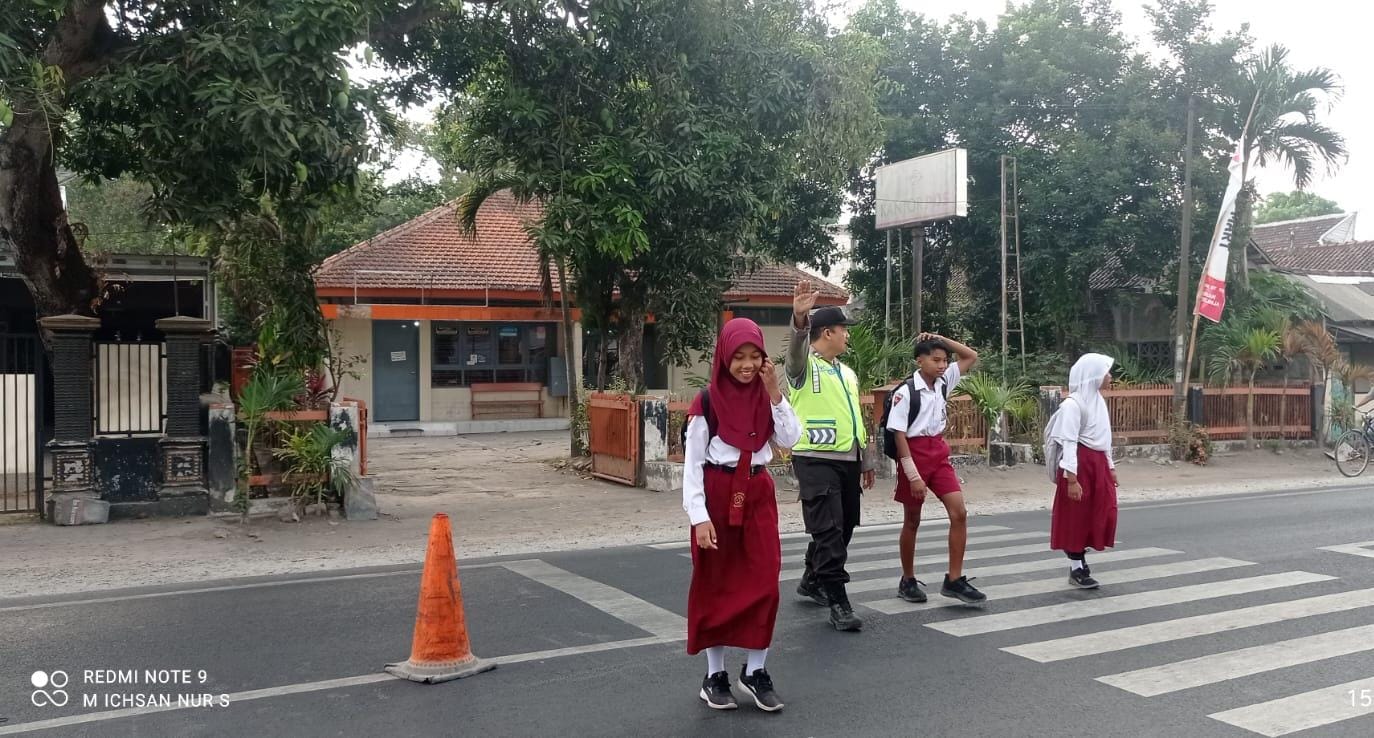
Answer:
[{"left": 1046, "top": 353, "right": 1118, "bottom": 589}]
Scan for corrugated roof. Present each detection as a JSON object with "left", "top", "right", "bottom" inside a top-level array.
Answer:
[{"left": 1283, "top": 274, "right": 1374, "bottom": 324}]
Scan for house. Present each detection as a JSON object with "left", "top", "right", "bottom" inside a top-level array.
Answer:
[
  {"left": 314, "top": 192, "right": 848, "bottom": 431},
  {"left": 1249, "top": 213, "right": 1373, "bottom": 399}
]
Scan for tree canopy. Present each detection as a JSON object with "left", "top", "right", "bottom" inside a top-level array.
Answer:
[{"left": 1255, "top": 190, "right": 1343, "bottom": 225}]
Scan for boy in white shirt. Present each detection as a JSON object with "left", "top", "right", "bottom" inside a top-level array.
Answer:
[{"left": 886, "top": 333, "right": 985, "bottom": 604}]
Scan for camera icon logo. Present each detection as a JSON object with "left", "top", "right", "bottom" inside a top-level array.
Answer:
[{"left": 31, "top": 670, "right": 70, "bottom": 707}]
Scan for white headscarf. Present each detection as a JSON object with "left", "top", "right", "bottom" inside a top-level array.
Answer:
[{"left": 1055, "top": 353, "right": 1115, "bottom": 449}]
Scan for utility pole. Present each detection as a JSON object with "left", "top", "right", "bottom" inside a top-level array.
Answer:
[
  {"left": 999, "top": 155, "right": 1009, "bottom": 381},
  {"left": 885, "top": 230, "right": 893, "bottom": 339},
  {"left": 1174, "top": 94, "right": 1195, "bottom": 416},
  {"left": 912, "top": 227, "right": 924, "bottom": 336}
]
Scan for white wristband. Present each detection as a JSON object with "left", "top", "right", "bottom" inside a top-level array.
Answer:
[{"left": 900, "top": 458, "right": 920, "bottom": 482}]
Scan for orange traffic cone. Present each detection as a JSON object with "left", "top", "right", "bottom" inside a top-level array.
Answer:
[{"left": 384, "top": 513, "right": 495, "bottom": 683}]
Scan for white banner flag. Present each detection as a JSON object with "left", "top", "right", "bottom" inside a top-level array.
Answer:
[{"left": 1196, "top": 144, "right": 1245, "bottom": 323}]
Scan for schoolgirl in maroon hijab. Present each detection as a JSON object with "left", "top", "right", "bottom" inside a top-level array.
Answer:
[{"left": 683, "top": 318, "right": 801, "bottom": 713}]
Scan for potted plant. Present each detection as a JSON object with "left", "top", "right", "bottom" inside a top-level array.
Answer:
[{"left": 275, "top": 423, "right": 356, "bottom": 515}]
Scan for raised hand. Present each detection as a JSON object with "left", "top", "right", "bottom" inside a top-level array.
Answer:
[{"left": 793, "top": 280, "right": 820, "bottom": 319}]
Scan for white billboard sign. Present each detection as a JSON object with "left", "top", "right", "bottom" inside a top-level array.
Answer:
[{"left": 874, "top": 148, "right": 968, "bottom": 229}]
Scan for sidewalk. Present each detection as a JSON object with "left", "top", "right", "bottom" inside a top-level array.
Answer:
[{"left": 0, "top": 431, "right": 1361, "bottom": 599}]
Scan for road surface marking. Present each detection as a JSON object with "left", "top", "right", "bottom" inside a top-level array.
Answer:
[
  {"left": 1009, "top": 584, "right": 1374, "bottom": 663},
  {"left": 867, "top": 557, "right": 1251, "bottom": 615},
  {"left": 1318, "top": 540, "right": 1374, "bottom": 559},
  {"left": 649, "top": 521, "right": 910, "bottom": 550},
  {"left": 926, "top": 571, "right": 1334, "bottom": 637},
  {"left": 0, "top": 637, "right": 679, "bottom": 736},
  {"left": 1099, "top": 622, "right": 1374, "bottom": 697},
  {"left": 779, "top": 542, "right": 1056, "bottom": 582},
  {"left": 776, "top": 525, "right": 1013, "bottom": 554},
  {"left": 843, "top": 547, "right": 1183, "bottom": 596},
  {"left": 1209, "top": 675, "right": 1374, "bottom": 737},
  {"left": 501, "top": 559, "right": 686, "bottom": 638}
]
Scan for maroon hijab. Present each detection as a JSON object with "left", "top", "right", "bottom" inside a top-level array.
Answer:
[{"left": 688, "top": 318, "right": 774, "bottom": 453}]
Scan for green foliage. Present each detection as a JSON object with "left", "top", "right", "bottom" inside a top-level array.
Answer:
[
  {"left": 233, "top": 369, "right": 303, "bottom": 520},
  {"left": 274, "top": 423, "right": 356, "bottom": 509},
  {"left": 973, "top": 349, "right": 1070, "bottom": 390},
  {"left": 1169, "top": 417, "right": 1212, "bottom": 465},
  {"left": 1255, "top": 191, "right": 1343, "bottom": 224},
  {"left": 1205, "top": 326, "right": 1280, "bottom": 385},
  {"left": 441, "top": 0, "right": 881, "bottom": 390},
  {"left": 843, "top": 323, "right": 913, "bottom": 391},
  {"left": 955, "top": 373, "right": 1032, "bottom": 428}
]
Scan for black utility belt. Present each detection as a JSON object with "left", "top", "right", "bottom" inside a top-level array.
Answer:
[{"left": 704, "top": 462, "right": 766, "bottom": 477}]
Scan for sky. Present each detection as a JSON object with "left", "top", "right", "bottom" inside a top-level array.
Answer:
[{"left": 381, "top": 0, "right": 1370, "bottom": 239}]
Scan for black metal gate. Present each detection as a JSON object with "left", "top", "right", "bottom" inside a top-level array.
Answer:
[{"left": 0, "top": 334, "right": 46, "bottom": 514}]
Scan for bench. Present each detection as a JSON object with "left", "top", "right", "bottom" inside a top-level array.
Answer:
[{"left": 471, "top": 382, "right": 544, "bottom": 419}]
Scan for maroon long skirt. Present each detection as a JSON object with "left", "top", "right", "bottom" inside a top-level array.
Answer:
[
  {"left": 1050, "top": 446, "right": 1118, "bottom": 552},
  {"left": 686, "top": 465, "right": 781, "bottom": 654}
]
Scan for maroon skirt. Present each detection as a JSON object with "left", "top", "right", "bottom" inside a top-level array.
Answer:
[
  {"left": 1050, "top": 446, "right": 1117, "bottom": 552},
  {"left": 686, "top": 465, "right": 781, "bottom": 654}
]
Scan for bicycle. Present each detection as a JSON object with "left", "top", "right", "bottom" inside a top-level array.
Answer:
[{"left": 1334, "top": 412, "right": 1373, "bottom": 477}]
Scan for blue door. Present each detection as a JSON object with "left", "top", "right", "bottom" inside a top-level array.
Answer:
[{"left": 372, "top": 321, "right": 420, "bottom": 422}]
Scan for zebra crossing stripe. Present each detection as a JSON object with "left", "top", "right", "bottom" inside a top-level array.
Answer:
[
  {"left": 1008, "top": 584, "right": 1374, "bottom": 663},
  {"left": 844, "top": 547, "right": 1184, "bottom": 596},
  {"left": 926, "top": 571, "right": 1334, "bottom": 637},
  {"left": 780, "top": 531, "right": 1046, "bottom": 564},
  {"left": 649, "top": 522, "right": 908, "bottom": 550},
  {"left": 1099, "top": 621, "right": 1374, "bottom": 697},
  {"left": 777, "top": 524, "right": 1004, "bottom": 553},
  {"left": 1209, "top": 675, "right": 1374, "bottom": 737},
  {"left": 867, "top": 557, "right": 1251, "bottom": 616},
  {"left": 779, "top": 542, "right": 1055, "bottom": 582}
]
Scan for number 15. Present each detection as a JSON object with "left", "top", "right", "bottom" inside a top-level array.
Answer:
[{"left": 1349, "top": 689, "right": 1372, "bottom": 707}]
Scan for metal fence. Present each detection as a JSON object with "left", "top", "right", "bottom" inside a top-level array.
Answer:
[
  {"left": 1, "top": 334, "right": 45, "bottom": 513},
  {"left": 94, "top": 340, "right": 167, "bottom": 436}
]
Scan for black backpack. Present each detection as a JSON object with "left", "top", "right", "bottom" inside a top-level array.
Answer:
[
  {"left": 881, "top": 374, "right": 947, "bottom": 459},
  {"left": 681, "top": 390, "right": 719, "bottom": 449}
]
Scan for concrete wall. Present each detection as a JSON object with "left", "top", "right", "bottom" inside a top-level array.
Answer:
[{"left": 329, "top": 317, "right": 374, "bottom": 410}]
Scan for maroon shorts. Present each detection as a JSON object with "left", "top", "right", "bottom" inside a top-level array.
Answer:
[{"left": 893, "top": 435, "right": 961, "bottom": 509}]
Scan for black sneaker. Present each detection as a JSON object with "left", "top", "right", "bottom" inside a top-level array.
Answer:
[
  {"left": 941, "top": 574, "right": 987, "bottom": 603},
  {"left": 699, "top": 671, "right": 737, "bottom": 710},
  {"left": 739, "top": 666, "right": 784, "bottom": 712},
  {"left": 1069, "top": 567, "right": 1099, "bottom": 589},
  {"left": 897, "top": 577, "right": 928, "bottom": 603},
  {"left": 824, "top": 583, "right": 863, "bottom": 631},
  {"left": 796, "top": 572, "right": 827, "bottom": 606}
]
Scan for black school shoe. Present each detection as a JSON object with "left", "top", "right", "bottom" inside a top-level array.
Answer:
[
  {"left": 699, "top": 671, "right": 737, "bottom": 710},
  {"left": 824, "top": 583, "right": 864, "bottom": 631},
  {"left": 1069, "top": 566, "right": 1100, "bottom": 589},
  {"left": 796, "top": 572, "right": 828, "bottom": 606},
  {"left": 897, "top": 576, "right": 928, "bottom": 603},
  {"left": 739, "top": 665, "right": 785, "bottom": 712},
  {"left": 941, "top": 574, "right": 987, "bottom": 603}
]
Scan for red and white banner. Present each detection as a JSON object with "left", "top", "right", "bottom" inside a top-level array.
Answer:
[{"left": 1196, "top": 145, "right": 1245, "bottom": 323}]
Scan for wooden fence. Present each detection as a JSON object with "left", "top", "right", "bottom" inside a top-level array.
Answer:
[{"left": 655, "top": 382, "right": 1311, "bottom": 466}]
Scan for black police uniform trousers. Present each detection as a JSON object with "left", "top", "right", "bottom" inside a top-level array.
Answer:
[{"left": 792, "top": 454, "right": 863, "bottom": 587}]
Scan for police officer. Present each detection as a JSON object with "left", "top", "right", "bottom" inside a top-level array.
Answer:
[{"left": 786, "top": 280, "right": 874, "bottom": 631}]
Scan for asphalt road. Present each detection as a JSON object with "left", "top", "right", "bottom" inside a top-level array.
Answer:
[{"left": 3, "top": 482, "right": 1374, "bottom": 737}]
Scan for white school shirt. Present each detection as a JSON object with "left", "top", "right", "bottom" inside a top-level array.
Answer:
[
  {"left": 885, "top": 363, "right": 963, "bottom": 438},
  {"left": 681, "top": 398, "right": 802, "bottom": 526},
  {"left": 1052, "top": 397, "right": 1116, "bottom": 475}
]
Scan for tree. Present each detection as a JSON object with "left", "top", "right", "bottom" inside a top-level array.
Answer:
[
  {"left": 1205, "top": 323, "right": 1280, "bottom": 444},
  {"left": 1, "top": 1, "right": 460, "bottom": 321},
  {"left": 444, "top": 0, "right": 880, "bottom": 391},
  {"left": 1222, "top": 44, "right": 1347, "bottom": 286},
  {"left": 1255, "top": 190, "right": 1342, "bottom": 225}
]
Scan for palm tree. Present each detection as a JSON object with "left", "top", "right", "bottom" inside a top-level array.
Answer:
[
  {"left": 1208, "top": 325, "right": 1281, "bottom": 444},
  {"left": 1295, "top": 320, "right": 1340, "bottom": 443},
  {"left": 1225, "top": 44, "right": 1348, "bottom": 287},
  {"left": 1276, "top": 320, "right": 1307, "bottom": 439}
]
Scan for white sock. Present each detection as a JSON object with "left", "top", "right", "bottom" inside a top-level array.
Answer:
[
  {"left": 746, "top": 648, "right": 768, "bottom": 674},
  {"left": 1070, "top": 559, "right": 1085, "bottom": 571},
  {"left": 706, "top": 647, "right": 726, "bottom": 676}
]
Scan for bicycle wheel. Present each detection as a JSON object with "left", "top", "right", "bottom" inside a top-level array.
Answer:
[{"left": 1334, "top": 430, "right": 1370, "bottom": 478}]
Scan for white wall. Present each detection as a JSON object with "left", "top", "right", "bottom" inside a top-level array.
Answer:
[
  {"left": 95, "top": 343, "right": 166, "bottom": 435},
  {"left": 1, "top": 374, "right": 35, "bottom": 474}
]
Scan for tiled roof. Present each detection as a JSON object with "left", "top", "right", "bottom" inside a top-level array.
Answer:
[
  {"left": 1250, "top": 213, "right": 1353, "bottom": 255},
  {"left": 1089, "top": 253, "right": 1158, "bottom": 292},
  {"left": 1262, "top": 241, "right": 1374, "bottom": 276},
  {"left": 315, "top": 191, "right": 847, "bottom": 302}
]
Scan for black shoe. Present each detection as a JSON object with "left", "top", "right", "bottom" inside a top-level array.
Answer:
[
  {"left": 699, "top": 671, "right": 737, "bottom": 710},
  {"left": 941, "top": 574, "right": 987, "bottom": 603},
  {"left": 824, "top": 583, "right": 863, "bottom": 631},
  {"left": 1069, "top": 567, "right": 1099, "bottom": 589},
  {"left": 897, "top": 577, "right": 928, "bottom": 603},
  {"left": 796, "top": 573, "right": 828, "bottom": 606},
  {"left": 739, "top": 665, "right": 784, "bottom": 712}
]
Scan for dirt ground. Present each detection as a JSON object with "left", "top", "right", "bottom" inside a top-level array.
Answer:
[{"left": 0, "top": 431, "right": 1361, "bottom": 598}]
